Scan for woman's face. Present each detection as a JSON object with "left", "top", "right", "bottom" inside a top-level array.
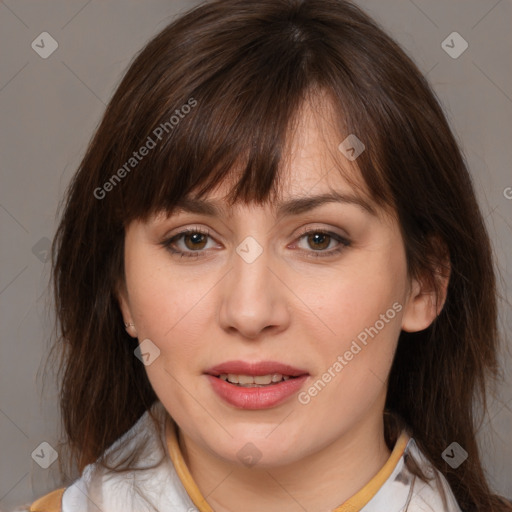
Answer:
[{"left": 118, "top": 99, "right": 433, "bottom": 469}]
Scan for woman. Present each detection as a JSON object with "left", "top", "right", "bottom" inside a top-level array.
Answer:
[{"left": 21, "top": 0, "right": 512, "bottom": 510}]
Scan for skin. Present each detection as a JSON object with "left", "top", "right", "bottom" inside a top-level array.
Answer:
[{"left": 118, "top": 97, "right": 448, "bottom": 512}]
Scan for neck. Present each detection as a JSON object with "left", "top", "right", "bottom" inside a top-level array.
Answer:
[{"left": 177, "top": 410, "right": 392, "bottom": 512}]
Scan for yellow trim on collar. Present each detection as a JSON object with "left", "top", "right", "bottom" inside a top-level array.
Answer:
[
  {"left": 165, "top": 416, "right": 215, "bottom": 512},
  {"left": 166, "top": 414, "right": 409, "bottom": 512},
  {"left": 333, "top": 430, "right": 409, "bottom": 511},
  {"left": 29, "top": 487, "right": 65, "bottom": 512}
]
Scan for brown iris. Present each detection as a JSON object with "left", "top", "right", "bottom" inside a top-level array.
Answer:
[{"left": 307, "top": 232, "right": 331, "bottom": 251}]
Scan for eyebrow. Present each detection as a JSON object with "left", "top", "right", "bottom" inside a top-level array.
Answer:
[{"left": 172, "top": 191, "right": 376, "bottom": 218}]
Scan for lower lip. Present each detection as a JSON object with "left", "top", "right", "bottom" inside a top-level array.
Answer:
[
  {"left": 207, "top": 375, "right": 308, "bottom": 409},
  {"left": 206, "top": 375, "right": 309, "bottom": 409}
]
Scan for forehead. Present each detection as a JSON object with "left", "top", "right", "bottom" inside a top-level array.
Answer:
[{"left": 278, "top": 93, "right": 366, "bottom": 193}]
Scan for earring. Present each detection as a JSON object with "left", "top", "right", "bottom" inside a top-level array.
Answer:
[{"left": 124, "top": 321, "right": 138, "bottom": 337}]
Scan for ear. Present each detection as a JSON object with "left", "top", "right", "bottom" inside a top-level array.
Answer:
[
  {"left": 401, "top": 241, "right": 450, "bottom": 333},
  {"left": 116, "top": 279, "right": 138, "bottom": 338}
]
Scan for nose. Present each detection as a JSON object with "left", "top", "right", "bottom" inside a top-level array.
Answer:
[{"left": 218, "top": 242, "right": 291, "bottom": 340}]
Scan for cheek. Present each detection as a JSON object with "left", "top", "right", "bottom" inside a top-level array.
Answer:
[
  {"left": 125, "top": 251, "right": 217, "bottom": 367},
  {"left": 295, "top": 294, "right": 402, "bottom": 436},
  {"left": 305, "top": 253, "right": 406, "bottom": 348},
  {"left": 299, "top": 245, "right": 407, "bottom": 393},
  {"left": 125, "top": 257, "right": 214, "bottom": 419}
]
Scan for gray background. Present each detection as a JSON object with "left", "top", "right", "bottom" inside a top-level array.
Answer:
[{"left": 1, "top": 0, "right": 511, "bottom": 509}]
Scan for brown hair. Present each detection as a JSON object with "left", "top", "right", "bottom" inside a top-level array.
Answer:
[{"left": 49, "top": 0, "right": 511, "bottom": 510}]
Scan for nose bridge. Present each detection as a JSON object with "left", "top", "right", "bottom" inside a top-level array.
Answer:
[
  {"left": 234, "top": 234, "right": 269, "bottom": 293},
  {"left": 219, "top": 232, "right": 289, "bottom": 338}
]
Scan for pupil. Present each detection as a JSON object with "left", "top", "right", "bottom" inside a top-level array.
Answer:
[
  {"left": 309, "top": 233, "right": 329, "bottom": 250},
  {"left": 186, "top": 232, "right": 206, "bottom": 250}
]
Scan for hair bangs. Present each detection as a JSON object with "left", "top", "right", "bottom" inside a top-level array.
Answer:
[
  {"left": 102, "top": 0, "right": 395, "bottom": 227},
  {"left": 109, "top": 12, "right": 332, "bottom": 225}
]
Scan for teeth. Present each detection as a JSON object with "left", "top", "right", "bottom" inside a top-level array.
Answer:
[
  {"left": 237, "top": 374, "right": 254, "bottom": 385},
  {"left": 218, "top": 373, "right": 294, "bottom": 386},
  {"left": 254, "top": 375, "right": 272, "bottom": 385}
]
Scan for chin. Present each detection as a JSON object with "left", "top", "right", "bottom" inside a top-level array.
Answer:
[{"left": 205, "top": 426, "right": 307, "bottom": 469}]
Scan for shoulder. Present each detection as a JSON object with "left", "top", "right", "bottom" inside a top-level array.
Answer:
[
  {"left": 26, "top": 402, "right": 167, "bottom": 512},
  {"left": 28, "top": 402, "right": 194, "bottom": 512}
]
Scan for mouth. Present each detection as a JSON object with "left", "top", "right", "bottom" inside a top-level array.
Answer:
[{"left": 204, "top": 361, "right": 309, "bottom": 409}]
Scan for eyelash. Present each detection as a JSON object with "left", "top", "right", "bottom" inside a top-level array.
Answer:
[{"left": 160, "top": 226, "right": 351, "bottom": 260}]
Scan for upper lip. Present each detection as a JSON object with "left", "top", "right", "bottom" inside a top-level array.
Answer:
[{"left": 205, "top": 360, "right": 309, "bottom": 377}]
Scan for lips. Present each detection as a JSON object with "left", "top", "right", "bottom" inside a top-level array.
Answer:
[{"left": 205, "top": 360, "right": 310, "bottom": 409}]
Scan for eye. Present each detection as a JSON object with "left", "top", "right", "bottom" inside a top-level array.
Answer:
[
  {"left": 161, "top": 227, "right": 217, "bottom": 259},
  {"left": 293, "top": 229, "right": 351, "bottom": 259},
  {"left": 161, "top": 226, "right": 351, "bottom": 260}
]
